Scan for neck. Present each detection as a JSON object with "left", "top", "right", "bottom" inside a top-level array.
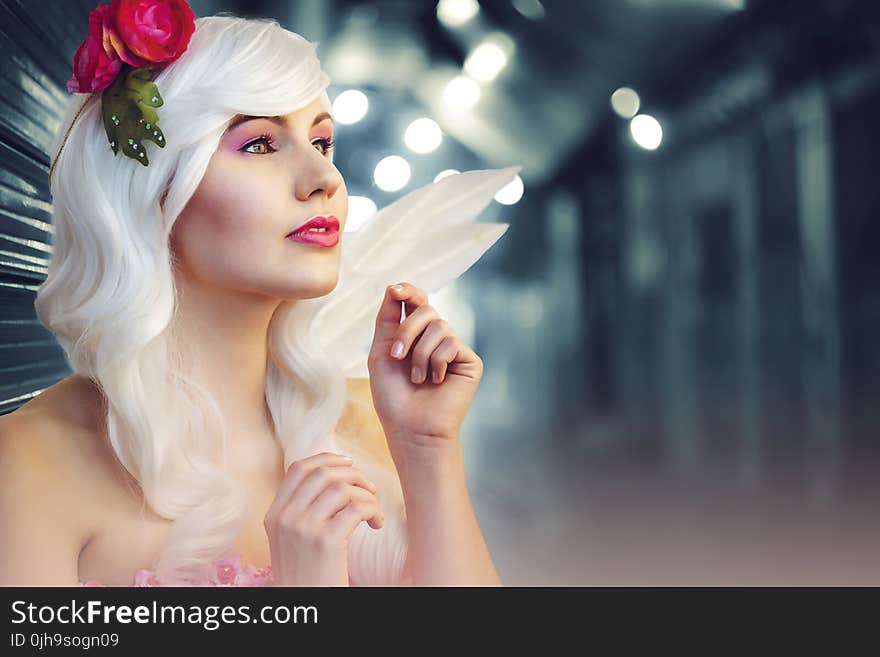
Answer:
[{"left": 170, "top": 266, "right": 284, "bottom": 452}]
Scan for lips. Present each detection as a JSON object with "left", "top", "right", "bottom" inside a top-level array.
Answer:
[
  {"left": 286, "top": 215, "right": 340, "bottom": 237},
  {"left": 285, "top": 214, "right": 341, "bottom": 248}
]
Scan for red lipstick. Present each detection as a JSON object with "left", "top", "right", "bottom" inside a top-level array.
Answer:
[{"left": 285, "top": 215, "right": 340, "bottom": 248}]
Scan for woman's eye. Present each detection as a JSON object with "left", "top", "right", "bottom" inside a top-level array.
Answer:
[
  {"left": 242, "top": 135, "right": 277, "bottom": 155},
  {"left": 313, "top": 137, "right": 335, "bottom": 156}
]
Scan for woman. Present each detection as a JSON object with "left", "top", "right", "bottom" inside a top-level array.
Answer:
[{"left": 0, "top": 7, "right": 515, "bottom": 587}]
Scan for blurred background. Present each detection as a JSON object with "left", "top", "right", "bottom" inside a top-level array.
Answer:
[{"left": 1, "top": 0, "right": 879, "bottom": 584}]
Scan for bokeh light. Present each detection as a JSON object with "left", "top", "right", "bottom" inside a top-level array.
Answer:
[
  {"left": 344, "top": 196, "right": 378, "bottom": 232},
  {"left": 494, "top": 174, "right": 524, "bottom": 205},
  {"left": 404, "top": 117, "right": 443, "bottom": 154},
  {"left": 373, "top": 155, "right": 412, "bottom": 192},
  {"left": 464, "top": 42, "right": 508, "bottom": 83},
  {"left": 434, "top": 169, "right": 461, "bottom": 182},
  {"left": 629, "top": 114, "right": 663, "bottom": 150},
  {"left": 332, "top": 89, "right": 369, "bottom": 125},
  {"left": 443, "top": 75, "right": 481, "bottom": 110},
  {"left": 436, "top": 0, "right": 480, "bottom": 27},
  {"left": 611, "top": 87, "right": 641, "bottom": 119}
]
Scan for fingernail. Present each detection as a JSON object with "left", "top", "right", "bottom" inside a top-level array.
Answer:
[
  {"left": 411, "top": 366, "right": 422, "bottom": 383},
  {"left": 391, "top": 284, "right": 404, "bottom": 292},
  {"left": 391, "top": 340, "right": 404, "bottom": 358}
]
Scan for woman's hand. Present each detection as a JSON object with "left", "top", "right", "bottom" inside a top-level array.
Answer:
[
  {"left": 367, "top": 282, "right": 484, "bottom": 448},
  {"left": 264, "top": 452, "right": 384, "bottom": 586}
]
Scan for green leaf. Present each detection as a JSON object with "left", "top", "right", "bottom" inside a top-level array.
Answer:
[{"left": 101, "top": 64, "right": 167, "bottom": 167}]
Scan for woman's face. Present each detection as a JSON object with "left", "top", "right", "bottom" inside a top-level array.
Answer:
[{"left": 170, "top": 92, "right": 348, "bottom": 300}]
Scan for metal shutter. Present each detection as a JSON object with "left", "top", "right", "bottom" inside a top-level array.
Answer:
[{"left": 0, "top": 1, "right": 99, "bottom": 414}]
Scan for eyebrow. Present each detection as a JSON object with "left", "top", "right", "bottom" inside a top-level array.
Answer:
[{"left": 225, "top": 111, "right": 333, "bottom": 134}]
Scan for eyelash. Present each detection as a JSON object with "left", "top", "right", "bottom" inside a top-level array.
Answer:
[{"left": 241, "top": 132, "right": 335, "bottom": 156}]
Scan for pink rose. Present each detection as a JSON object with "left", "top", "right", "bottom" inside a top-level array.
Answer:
[
  {"left": 214, "top": 552, "right": 242, "bottom": 585},
  {"left": 235, "top": 565, "right": 273, "bottom": 587},
  {"left": 133, "top": 568, "right": 162, "bottom": 586}
]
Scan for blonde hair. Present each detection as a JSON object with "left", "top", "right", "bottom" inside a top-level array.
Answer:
[{"left": 36, "top": 14, "right": 406, "bottom": 585}]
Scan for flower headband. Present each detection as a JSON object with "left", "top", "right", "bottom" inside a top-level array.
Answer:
[{"left": 48, "top": 0, "right": 196, "bottom": 188}]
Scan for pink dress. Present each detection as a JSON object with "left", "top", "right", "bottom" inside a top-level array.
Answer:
[{"left": 79, "top": 551, "right": 273, "bottom": 587}]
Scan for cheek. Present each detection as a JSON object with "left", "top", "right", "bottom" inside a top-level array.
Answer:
[{"left": 172, "top": 166, "right": 280, "bottom": 276}]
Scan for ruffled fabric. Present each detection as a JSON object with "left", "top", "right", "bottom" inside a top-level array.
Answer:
[{"left": 79, "top": 551, "right": 273, "bottom": 587}]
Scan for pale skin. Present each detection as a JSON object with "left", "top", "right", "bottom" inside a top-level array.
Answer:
[{"left": 0, "top": 91, "right": 500, "bottom": 586}]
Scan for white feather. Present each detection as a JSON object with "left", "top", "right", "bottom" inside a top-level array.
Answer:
[{"left": 312, "top": 165, "right": 522, "bottom": 378}]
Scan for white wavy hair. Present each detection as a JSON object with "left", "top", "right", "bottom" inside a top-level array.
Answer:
[{"left": 36, "top": 14, "right": 406, "bottom": 585}]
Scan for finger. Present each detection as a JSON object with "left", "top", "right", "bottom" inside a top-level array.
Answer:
[
  {"left": 372, "top": 282, "right": 429, "bottom": 346},
  {"left": 429, "top": 334, "right": 460, "bottom": 384},
  {"left": 446, "top": 341, "right": 484, "bottom": 380},
  {"left": 286, "top": 466, "right": 378, "bottom": 515},
  {"left": 389, "top": 305, "right": 441, "bottom": 364},
  {"left": 309, "top": 483, "right": 382, "bottom": 526},
  {"left": 390, "top": 281, "right": 430, "bottom": 318},
  {"left": 409, "top": 318, "right": 453, "bottom": 384},
  {"left": 327, "top": 497, "right": 385, "bottom": 538},
  {"left": 267, "top": 453, "right": 354, "bottom": 519}
]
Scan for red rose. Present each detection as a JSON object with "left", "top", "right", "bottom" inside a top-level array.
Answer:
[
  {"left": 66, "top": 0, "right": 195, "bottom": 94},
  {"left": 66, "top": 3, "right": 126, "bottom": 93},
  {"left": 112, "top": 0, "right": 195, "bottom": 64}
]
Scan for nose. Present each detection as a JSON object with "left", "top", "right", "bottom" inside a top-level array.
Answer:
[{"left": 294, "top": 146, "right": 343, "bottom": 203}]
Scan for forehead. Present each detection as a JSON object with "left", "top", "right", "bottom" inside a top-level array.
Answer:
[
  {"left": 289, "top": 93, "right": 331, "bottom": 116},
  {"left": 225, "top": 98, "right": 333, "bottom": 134}
]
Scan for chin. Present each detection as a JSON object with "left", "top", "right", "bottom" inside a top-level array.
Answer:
[{"left": 284, "top": 274, "right": 340, "bottom": 300}]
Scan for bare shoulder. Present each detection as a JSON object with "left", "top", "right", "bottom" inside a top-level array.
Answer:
[
  {"left": 0, "top": 375, "right": 135, "bottom": 584},
  {"left": 338, "top": 378, "right": 394, "bottom": 469},
  {"left": 1, "top": 374, "right": 119, "bottom": 482},
  {"left": 0, "top": 376, "right": 99, "bottom": 489}
]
